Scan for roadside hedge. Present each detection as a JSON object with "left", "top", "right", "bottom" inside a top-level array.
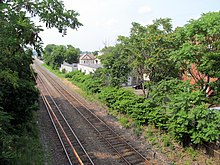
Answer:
[{"left": 65, "top": 71, "right": 220, "bottom": 146}]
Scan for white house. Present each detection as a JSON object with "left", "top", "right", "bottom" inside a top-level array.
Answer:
[
  {"left": 77, "top": 53, "right": 102, "bottom": 75},
  {"left": 60, "top": 62, "right": 78, "bottom": 73},
  {"left": 60, "top": 53, "right": 102, "bottom": 74},
  {"left": 78, "top": 63, "right": 103, "bottom": 75}
]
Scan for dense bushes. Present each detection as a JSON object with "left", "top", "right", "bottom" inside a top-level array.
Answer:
[
  {"left": 66, "top": 71, "right": 220, "bottom": 146},
  {"left": 65, "top": 71, "right": 104, "bottom": 94}
]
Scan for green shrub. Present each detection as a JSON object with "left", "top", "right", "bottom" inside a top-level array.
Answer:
[
  {"left": 189, "top": 105, "right": 220, "bottom": 144},
  {"left": 64, "top": 71, "right": 220, "bottom": 146}
]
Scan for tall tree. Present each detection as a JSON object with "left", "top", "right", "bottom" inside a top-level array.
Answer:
[
  {"left": 43, "top": 44, "right": 80, "bottom": 69},
  {"left": 65, "top": 45, "right": 80, "bottom": 64},
  {"left": 145, "top": 18, "right": 180, "bottom": 82},
  {"left": 100, "top": 45, "right": 131, "bottom": 87},
  {"left": 0, "top": 0, "right": 82, "bottom": 163},
  {"left": 171, "top": 11, "right": 220, "bottom": 103},
  {"left": 118, "top": 19, "right": 180, "bottom": 96},
  {"left": 121, "top": 22, "right": 148, "bottom": 90},
  {"left": 43, "top": 44, "right": 57, "bottom": 66}
]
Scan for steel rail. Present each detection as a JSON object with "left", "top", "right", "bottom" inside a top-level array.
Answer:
[
  {"left": 41, "top": 94, "right": 73, "bottom": 165},
  {"left": 36, "top": 68, "right": 94, "bottom": 165},
  {"left": 50, "top": 82, "right": 132, "bottom": 164},
  {"left": 32, "top": 68, "right": 73, "bottom": 164},
  {"left": 37, "top": 73, "right": 83, "bottom": 164},
  {"left": 34, "top": 67, "right": 94, "bottom": 165}
]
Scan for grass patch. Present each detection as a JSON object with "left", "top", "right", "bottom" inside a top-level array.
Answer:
[
  {"left": 185, "top": 147, "right": 198, "bottom": 161},
  {"left": 119, "top": 116, "right": 132, "bottom": 129},
  {"left": 42, "top": 63, "right": 66, "bottom": 78},
  {"left": 133, "top": 124, "right": 143, "bottom": 137}
]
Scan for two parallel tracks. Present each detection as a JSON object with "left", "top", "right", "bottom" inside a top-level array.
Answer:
[{"left": 33, "top": 60, "right": 151, "bottom": 165}]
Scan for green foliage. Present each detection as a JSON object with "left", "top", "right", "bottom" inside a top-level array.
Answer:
[
  {"left": 118, "top": 19, "right": 181, "bottom": 85},
  {"left": 170, "top": 11, "right": 220, "bottom": 103},
  {"left": 147, "top": 79, "right": 220, "bottom": 146},
  {"left": 119, "top": 117, "right": 131, "bottom": 129},
  {"left": 100, "top": 45, "right": 131, "bottom": 87},
  {"left": 67, "top": 70, "right": 220, "bottom": 146},
  {"left": 43, "top": 44, "right": 80, "bottom": 69},
  {"left": 98, "top": 87, "right": 151, "bottom": 125},
  {"left": 97, "top": 78, "right": 220, "bottom": 146},
  {"left": 0, "top": 0, "right": 82, "bottom": 163},
  {"left": 189, "top": 106, "right": 220, "bottom": 144},
  {"left": 65, "top": 45, "right": 81, "bottom": 64},
  {"left": 65, "top": 70, "right": 104, "bottom": 94}
]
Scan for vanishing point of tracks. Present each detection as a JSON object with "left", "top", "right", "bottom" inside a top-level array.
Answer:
[{"left": 33, "top": 60, "right": 151, "bottom": 165}]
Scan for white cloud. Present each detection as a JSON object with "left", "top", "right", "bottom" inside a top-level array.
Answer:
[{"left": 138, "top": 5, "right": 152, "bottom": 14}]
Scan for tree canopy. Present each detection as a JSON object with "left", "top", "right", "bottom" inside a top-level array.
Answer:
[
  {"left": 100, "top": 45, "right": 131, "bottom": 87},
  {"left": 171, "top": 11, "right": 220, "bottom": 102},
  {"left": 43, "top": 44, "right": 80, "bottom": 69},
  {"left": 99, "top": 12, "right": 220, "bottom": 101},
  {"left": 100, "top": 18, "right": 181, "bottom": 96}
]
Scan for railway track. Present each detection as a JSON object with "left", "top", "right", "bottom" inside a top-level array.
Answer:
[
  {"left": 33, "top": 66, "right": 94, "bottom": 165},
  {"left": 33, "top": 60, "right": 151, "bottom": 165}
]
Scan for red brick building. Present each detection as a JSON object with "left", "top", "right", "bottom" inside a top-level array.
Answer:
[{"left": 182, "top": 64, "right": 218, "bottom": 96}]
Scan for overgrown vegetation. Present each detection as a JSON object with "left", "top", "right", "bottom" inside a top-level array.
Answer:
[
  {"left": 65, "top": 71, "right": 220, "bottom": 147},
  {"left": 63, "top": 12, "right": 220, "bottom": 149},
  {"left": 0, "top": 0, "right": 82, "bottom": 163}
]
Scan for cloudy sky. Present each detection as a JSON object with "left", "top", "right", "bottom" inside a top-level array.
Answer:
[{"left": 38, "top": 0, "right": 219, "bottom": 52}]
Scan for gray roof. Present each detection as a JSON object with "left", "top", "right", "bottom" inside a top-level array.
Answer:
[
  {"left": 62, "top": 62, "right": 77, "bottom": 67},
  {"left": 78, "top": 63, "right": 103, "bottom": 69}
]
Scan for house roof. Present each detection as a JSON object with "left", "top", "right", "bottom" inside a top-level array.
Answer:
[
  {"left": 78, "top": 63, "right": 103, "bottom": 69},
  {"left": 62, "top": 62, "right": 77, "bottom": 67},
  {"left": 80, "top": 54, "right": 96, "bottom": 60}
]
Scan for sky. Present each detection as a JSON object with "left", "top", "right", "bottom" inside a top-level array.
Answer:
[{"left": 38, "top": 0, "right": 220, "bottom": 52}]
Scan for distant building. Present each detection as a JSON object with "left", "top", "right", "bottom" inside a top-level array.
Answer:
[
  {"left": 78, "top": 63, "right": 103, "bottom": 75},
  {"left": 79, "top": 54, "right": 96, "bottom": 64},
  {"left": 60, "top": 53, "right": 102, "bottom": 75},
  {"left": 125, "top": 74, "right": 150, "bottom": 86},
  {"left": 182, "top": 64, "right": 218, "bottom": 96},
  {"left": 60, "top": 53, "right": 149, "bottom": 86},
  {"left": 60, "top": 62, "right": 78, "bottom": 73},
  {"left": 78, "top": 53, "right": 102, "bottom": 75}
]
